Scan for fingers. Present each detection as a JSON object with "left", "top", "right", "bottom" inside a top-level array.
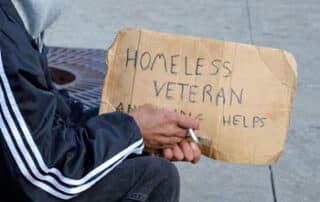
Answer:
[
  {"left": 172, "top": 145, "right": 184, "bottom": 161},
  {"left": 175, "top": 113, "right": 200, "bottom": 130},
  {"left": 166, "top": 126, "right": 187, "bottom": 138},
  {"left": 162, "top": 107, "right": 199, "bottom": 130},
  {"left": 190, "top": 142, "right": 201, "bottom": 164},
  {"left": 162, "top": 148, "right": 173, "bottom": 160},
  {"left": 160, "top": 140, "right": 202, "bottom": 163},
  {"left": 130, "top": 104, "right": 201, "bottom": 152},
  {"left": 150, "top": 136, "right": 183, "bottom": 149},
  {"left": 165, "top": 136, "right": 183, "bottom": 147},
  {"left": 179, "top": 140, "right": 194, "bottom": 162}
]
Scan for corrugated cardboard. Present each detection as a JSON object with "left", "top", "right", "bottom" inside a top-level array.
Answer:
[{"left": 99, "top": 28, "right": 297, "bottom": 165}]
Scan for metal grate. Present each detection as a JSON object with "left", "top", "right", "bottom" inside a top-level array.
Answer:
[{"left": 47, "top": 47, "right": 107, "bottom": 109}]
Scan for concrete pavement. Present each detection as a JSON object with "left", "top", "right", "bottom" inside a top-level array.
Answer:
[{"left": 46, "top": 1, "right": 320, "bottom": 201}]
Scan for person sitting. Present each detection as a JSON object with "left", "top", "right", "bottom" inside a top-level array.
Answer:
[{"left": 0, "top": 1, "right": 201, "bottom": 201}]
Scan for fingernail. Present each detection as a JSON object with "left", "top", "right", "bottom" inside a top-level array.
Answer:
[{"left": 190, "top": 142, "right": 198, "bottom": 151}]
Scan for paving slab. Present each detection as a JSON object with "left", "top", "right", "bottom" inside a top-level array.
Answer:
[
  {"left": 45, "top": 0, "right": 252, "bottom": 47},
  {"left": 248, "top": 1, "right": 320, "bottom": 201}
]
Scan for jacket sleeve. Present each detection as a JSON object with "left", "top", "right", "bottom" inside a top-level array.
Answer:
[{"left": 0, "top": 7, "right": 143, "bottom": 201}]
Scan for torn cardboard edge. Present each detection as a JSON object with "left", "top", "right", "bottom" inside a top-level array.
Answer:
[{"left": 100, "top": 28, "right": 298, "bottom": 165}]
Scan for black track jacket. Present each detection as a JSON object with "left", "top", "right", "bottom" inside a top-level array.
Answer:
[{"left": 0, "top": 1, "right": 144, "bottom": 201}]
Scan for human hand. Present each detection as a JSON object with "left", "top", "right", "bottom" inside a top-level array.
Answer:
[
  {"left": 129, "top": 104, "right": 199, "bottom": 151},
  {"left": 161, "top": 140, "right": 202, "bottom": 164}
]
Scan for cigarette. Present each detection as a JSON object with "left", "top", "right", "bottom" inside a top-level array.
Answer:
[{"left": 188, "top": 128, "right": 200, "bottom": 144}]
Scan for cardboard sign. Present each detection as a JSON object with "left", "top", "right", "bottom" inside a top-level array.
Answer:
[{"left": 100, "top": 28, "right": 297, "bottom": 165}]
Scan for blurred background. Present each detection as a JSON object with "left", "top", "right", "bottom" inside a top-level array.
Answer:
[{"left": 46, "top": 0, "right": 320, "bottom": 201}]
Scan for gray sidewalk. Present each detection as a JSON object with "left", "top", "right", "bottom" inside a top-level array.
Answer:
[{"left": 46, "top": 0, "right": 320, "bottom": 201}]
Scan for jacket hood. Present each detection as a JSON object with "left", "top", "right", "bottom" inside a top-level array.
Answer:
[{"left": 11, "top": 0, "right": 64, "bottom": 38}]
